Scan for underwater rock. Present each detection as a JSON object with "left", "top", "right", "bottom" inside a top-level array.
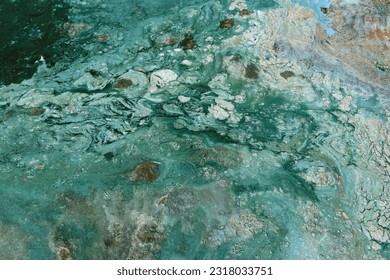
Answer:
[
  {"left": 28, "top": 107, "right": 46, "bottom": 116},
  {"left": 280, "top": 70, "right": 296, "bottom": 79},
  {"left": 244, "top": 63, "right": 260, "bottom": 79},
  {"left": 114, "top": 78, "right": 133, "bottom": 89},
  {"left": 114, "top": 69, "right": 148, "bottom": 96},
  {"left": 220, "top": 19, "right": 235, "bottom": 29},
  {"left": 96, "top": 34, "right": 111, "bottom": 43},
  {"left": 104, "top": 152, "right": 115, "bottom": 160},
  {"left": 127, "top": 161, "right": 160, "bottom": 183},
  {"left": 239, "top": 9, "right": 252, "bottom": 16},
  {"left": 179, "top": 35, "right": 197, "bottom": 50}
]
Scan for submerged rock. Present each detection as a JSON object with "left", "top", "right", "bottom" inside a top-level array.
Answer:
[
  {"left": 179, "top": 34, "right": 197, "bottom": 50},
  {"left": 127, "top": 161, "right": 160, "bottom": 183},
  {"left": 244, "top": 63, "right": 259, "bottom": 79},
  {"left": 220, "top": 19, "right": 235, "bottom": 29}
]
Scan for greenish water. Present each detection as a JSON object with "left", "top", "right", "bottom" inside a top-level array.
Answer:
[{"left": 0, "top": 0, "right": 389, "bottom": 259}]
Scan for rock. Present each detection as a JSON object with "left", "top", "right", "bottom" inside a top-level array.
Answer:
[
  {"left": 148, "top": 69, "right": 178, "bottom": 93},
  {"left": 280, "top": 70, "right": 296, "bottom": 79},
  {"left": 244, "top": 63, "right": 259, "bottom": 79},
  {"left": 115, "top": 78, "right": 133, "bottom": 89},
  {"left": 220, "top": 19, "right": 235, "bottom": 29},
  {"left": 209, "top": 104, "right": 230, "bottom": 120},
  {"left": 239, "top": 9, "right": 252, "bottom": 16},
  {"left": 127, "top": 161, "right": 160, "bottom": 183},
  {"left": 96, "top": 34, "right": 111, "bottom": 43},
  {"left": 178, "top": 95, "right": 191, "bottom": 103},
  {"left": 114, "top": 69, "right": 148, "bottom": 95},
  {"left": 181, "top": 59, "right": 192, "bottom": 66},
  {"left": 179, "top": 35, "right": 197, "bottom": 50}
]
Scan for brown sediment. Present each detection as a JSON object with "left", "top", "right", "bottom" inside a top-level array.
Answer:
[
  {"left": 367, "top": 29, "right": 390, "bottom": 41},
  {"left": 29, "top": 107, "right": 45, "bottom": 116},
  {"left": 164, "top": 37, "right": 177, "bottom": 45},
  {"left": 97, "top": 34, "right": 111, "bottom": 43},
  {"left": 115, "top": 78, "right": 133, "bottom": 89},
  {"left": 239, "top": 9, "right": 252, "bottom": 16},
  {"left": 127, "top": 161, "right": 159, "bottom": 183},
  {"left": 180, "top": 35, "right": 197, "bottom": 50},
  {"left": 220, "top": 19, "right": 235, "bottom": 29}
]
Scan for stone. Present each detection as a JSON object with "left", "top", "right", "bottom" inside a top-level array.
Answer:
[
  {"left": 244, "top": 63, "right": 259, "bottom": 79},
  {"left": 179, "top": 35, "right": 197, "bottom": 50},
  {"left": 280, "top": 70, "right": 296, "bottom": 79},
  {"left": 239, "top": 9, "right": 252, "bottom": 16},
  {"left": 127, "top": 161, "right": 160, "bottom": 183},
  {"left": 149, "top": 69, "right": 178, "bottom": 93},
  {"left": 115, "top": 78, "right": 133, "bottom": 89},
  {"left": 220, "top": 19, "right": 235, "bottom": 29},
  {"left": 178, "top": 95, "right": 191, "bottom": 103}
]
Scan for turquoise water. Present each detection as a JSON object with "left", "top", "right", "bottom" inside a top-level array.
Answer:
[{"left": 0, "top": 0, "right": 389, "bottom": 259}]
